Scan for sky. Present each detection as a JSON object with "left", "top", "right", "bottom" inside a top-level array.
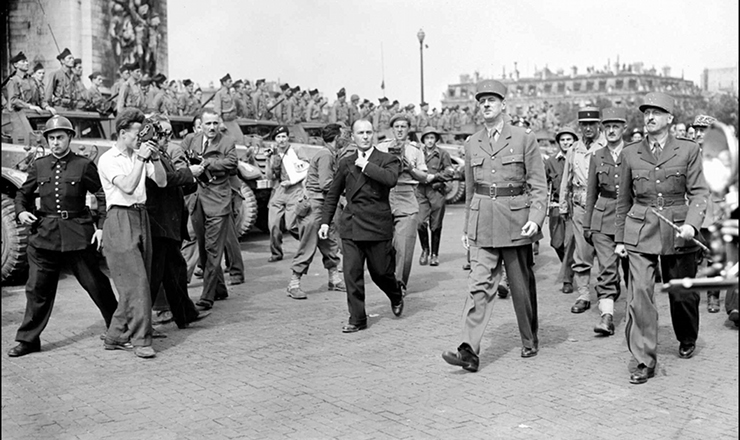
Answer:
[{"left": 168, "top": 0, "right": 739, "bottom": 108}]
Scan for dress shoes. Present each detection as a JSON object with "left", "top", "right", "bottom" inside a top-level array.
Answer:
[
  {"left": 419, "top": 249, "right": 429, "bottom": 266},
  {"left": 594, "top": 314, "right": 615, "bottom": 336},
  {"left": 429, "top": 254, "right": 439, "bottom": 266},
  {"left": 177, "top": 310, "right": 211, "bottom": 329},
  {"left": 729, "top": 309, "right": 739, "bottom": 327},
  {"left": 442, "top": 344, "right": 479, "bottom": 372},
  {"left": 195, "top": 300, "right": 213, "bottom": 311},
  {"left": 497, "top": 283, "right": 509, "bottom": 299},
  {"left": 228, "top": 278, "right": 244, "bottom": 286},
  {"left": 7, "top": 341, "right": 40, "bottom": 357},
  {"left": 629, "top": 364, "right": 656, "bottom": 384},
  {"left": 268, "top": 255, "right": 283, "bottom": 263},
  {"left": 104, "top": 341, "right": 134, "bottom": 351},
  {"left": 571, "top": 299, "right": 591, "bottom": 313},
  {"left": 134, "top": 346, "right": 156, "bottom": 358},
  {"left": 152, "top": 310, "right": 173, "bottom": 325},
  {"left": 679, "top": 343, "right": 696, "bottom": 359},
  {"left": 562, "top": 282, "right": 574, "bottom": 294},
  {"left": 214, "top": 294, "right": 229, "bottom": 301},
  {"left": 342, "top": 323, "right": 367, "bottom": 333},
  {"left": 521, "top": 346, "right": 538, "bottom": 358},
  {"left": 392, "top": 299, "right": 404, "bottom": 317},
  {"left": 707, "top": 293, "right": 721, "bottom": 313}
]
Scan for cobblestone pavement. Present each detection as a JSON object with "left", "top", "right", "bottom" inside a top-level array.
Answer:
[{"left": 2, "top": 204, "right": 738, "bottom": 440}]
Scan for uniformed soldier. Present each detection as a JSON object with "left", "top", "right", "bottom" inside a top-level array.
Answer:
[
  {"left": 616, "top": 92, "right": 708, "bottom": 384},
  {"left": 583, "top": 108, "right": 629, "bottom": 336},
  {"left": 348, "top": 93, "right": 361, "bottom": 126},
  {"left": 545, "top": 126, "right": 577, "bottom": 293},
  {"left": 110, "top": 64, "right": 131, "bottom": 98},
  {"left": 287, "top": 123, "right": 345, "bottom": 299},
  {"left": 429, "top": 107, "right": 440, "bottom": 129},
  {"left": 46, "top": 48, "right": 80, "bottom": 110},
  {"left": 406, "top": 104, "right": 418, "bottom": 132},
  {"left": 5, "top": 51, "right": 50, "bottom": 113},
  {"left": 439, "top": 108, "right": 452, "bottom": 132},
  {"left": 214, "top": 73, "right": 241, "bottom": 139},
  {"left": 8, "top": 116, "right": 118, "bottom": 357},
  {"left": 442, "top": 79, "right": 547, "bottom": 372},
  {"left": 304, "top": 89, "right": 321, "bottom": 122},
  {"left": 330, "top": 88, "right": 350, "bottom": 126},
  {"left": 28, "top": 63, "right": 55, "bottom": 113},
  {"left": 116, "top": 63, "right": 144, "bottom": 114},
  {"left": 153, "top": 79, "right": 179, "bottom": 116},
  {"left": 83, "top": 71, "right": 108, "bottom": 113},
  {"left": 377, "top": 113, "right": 431, "bottom": 294},
  {"left": 253, "top": 79, "right": 270, "bottom": 119},
  {"left": 560, "top": 106, "right": 606, "bottom": 312},
  {"left": 373, "top": 97, "right": 392, "bottom": 139},
  {"left": 416, "top": 102, "right": 431, "bottom": 130},
  {"left": 71, "top": 58, "right": 86, "bottom": 110},
  {"left": 177, "top": 79, "right": 201, "bottom": 116},
  {"left": 273, "top": 83, "right": 294, "bottom": 125},
  {"left": 416, "top": 126, "right": 454, "bottom": 266}
]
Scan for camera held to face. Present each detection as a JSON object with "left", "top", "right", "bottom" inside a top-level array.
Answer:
[{"left": 184, "top": 149, "right": 216, "bottom": 185}]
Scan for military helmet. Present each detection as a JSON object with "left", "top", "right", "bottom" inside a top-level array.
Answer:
[
  {"left": 555, "top": 125, "right": 579, "bottom": 142},
  {"left": 43, "top": 115, "right": 76, "bottom": 138}
]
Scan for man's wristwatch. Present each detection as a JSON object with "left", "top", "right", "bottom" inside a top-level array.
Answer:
[{"left": 136, "top": 155, "right": 149, "bottom": 163}]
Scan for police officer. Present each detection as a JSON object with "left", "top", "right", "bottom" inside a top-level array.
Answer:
[
  {"left": 583, "top": 108, "right": 629, "bottom": 336},
  {"left": 8, "top": 116, "right": 118, "bottom": 357},
  {"left": 560, "top": 107, "right": 606, "bottom": 312},
  {"left": 45, "top": 48, "right": 80, "bottom": 110},
  {"left": 616, "top": 92, "right": 708, "bottom": 384},
  {"left": 377, "top": 113, "right": 431, "bottom": 294},
  {"left": 442, "top": 80, "right": 547, "bottom": 372},
  {"left": 416, "top": 126, "right": 454, "bottom": 266}
]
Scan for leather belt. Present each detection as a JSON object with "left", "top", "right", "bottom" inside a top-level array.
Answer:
[
  {"left": 37, "top": 210, "right": 87, "bottom": 220},
  {"left": 599, "top": 189, "right": 618, "bottom": 199},
  {"left": 475, "top": 183, "right": 525, "bottom": 198},
  {"left": 110, "top": 204, "right": 147, "bottom": 210},
  {"left": 636, "top": 195, "right": 686, "bottom": 209}
]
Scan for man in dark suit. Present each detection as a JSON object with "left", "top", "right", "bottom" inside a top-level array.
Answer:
[
  {"left": 319, "top": 119, "right": 404, "bottom": 333},
  {"left": 442, "top": 80, "right": 548, "bottom": 372},
  {"left": 180, "top": 109, "right": 238, "bottom": 310},
  {"left": 616, "top": 92, "right": 709, "bottom": 384}
]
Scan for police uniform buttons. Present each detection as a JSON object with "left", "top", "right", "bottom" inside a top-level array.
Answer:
[
  {"left": 656, "top": 180, "right": 660, "bottom": 183},
  {"left": 492, "top": 170, "right": 496, "bottom": 173},
  {"left": 655, "top": 167, "right": 659, "bottom": 170}
]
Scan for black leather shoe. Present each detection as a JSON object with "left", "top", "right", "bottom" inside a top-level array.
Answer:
[
  {"left": 594, "top": 314, "right": 615, "bottom": 336},
  {"left": 497, "top": 283, "right": 509, "bottom": 299},
  {"left": 214, "top": 294, "right": 229, "bottom": 301},
  {"left": 562, "top": 282, "right": 573, "bottom": 294},
  {"left": 178, "top": 310, "right": 212, "bottom": 329},
  {"left": 729, "top": 309, "right": 739, "bottom": 327},
  {"left": 268, "top": 255, "right": 283, "bottom": 263},
  {"left": 342, "top": 323, "right": 367, "bottom": 333},
  {"left": 8, "top": 342, "right": 40, "bottom": 357},
  {"left": 571, "top": 299, "right": 591, "bottom": 313},
  {"left": 629, "top": 364, "right": 656, "bottom": 384},
  {"left": 392, "top": 299, "right": 404, "bottom": 317},
  {"left": 419, "top": 249, "right": 429, "bottom": 266},
  {"left": 679, "top": 343, "right": 696, "bottom": 359},
  {"left": 442, "top": 344, "right": 479, "bottom": 372},
  {"left": 521, "top": 346, "right": 538, "bottom": 358},
  {"left": 228, "top": 278, "right": 244, "bottom": 286},
  {"left": 195, "top": 300, "right": 212, "bottom": 311},
  {"left": 429, "top": 254, "right": 439, "bottom": 266}
]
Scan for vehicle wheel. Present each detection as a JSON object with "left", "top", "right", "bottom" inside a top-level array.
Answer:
[
  {"left": 444, "top": 180, "right": 466, "bottom": 204},
  {"left": 235, "top": 185, "right": 258, "bottom": 237},
  {"left": 1, "top": 194, "right": 29, "bottom": 284}
]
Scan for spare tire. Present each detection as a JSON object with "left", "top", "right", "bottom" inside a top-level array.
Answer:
[
  {"left": 2, "top": 193, "right": 29, "bottom": 284},
  {"left": 235, "top": 185, "right": 258, "bottom": 237},
  {"left": 444, "top": 180, "right": 466, "bottom": 204}
]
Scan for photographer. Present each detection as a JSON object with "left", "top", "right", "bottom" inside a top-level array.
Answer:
[{"left": 98, "top": 107, "right": 167, "bottom": 359}]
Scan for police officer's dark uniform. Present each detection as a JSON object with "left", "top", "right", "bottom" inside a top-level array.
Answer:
[
  {"left": 616, "top": 92, "right": 709, "bottom": 384},
  {"left": 9, "top": 116, "right": 118, "bottom": 357}
]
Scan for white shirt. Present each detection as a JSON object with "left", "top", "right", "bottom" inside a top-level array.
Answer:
[{"left": 98, "top": 146, "right": 156, "bottom": 208}]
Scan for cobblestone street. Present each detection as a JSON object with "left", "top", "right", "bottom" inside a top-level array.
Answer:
[{"left": 2, "top": 204, "right": 738, "bottom": 440}]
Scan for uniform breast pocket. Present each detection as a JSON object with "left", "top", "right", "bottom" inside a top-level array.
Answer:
[
  {"left": 37, "top": 177, "right": 53, "bottom": 197},
  {"left": 596, "top": 165, "right": 611, "bottom": 184},
  {"left": 470, "top": 155, "right": 485, "bottom": 182},
  {"left": 501, "top": 155, "right": 525, "bottom": 181},
  {"left": 665, "top": 167, "right": 687, "bottom": 191},
  {"left": 64, "top": 175, "right": 84, "bottom": 197}
]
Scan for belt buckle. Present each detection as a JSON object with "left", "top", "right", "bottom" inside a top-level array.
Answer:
[
  {"left": 656, "top": 196, "right": 665, "bottom": 210},
  {"left": 489, "top": 185, "right": 497, "bottom": 200},
  {"left": 60, "top": 210, "right": 69, "bottom": 220}
]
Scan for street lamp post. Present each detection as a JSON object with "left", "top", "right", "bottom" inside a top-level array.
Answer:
[{"left": 417, "top": 29, "right": 425, "bottom": 104}]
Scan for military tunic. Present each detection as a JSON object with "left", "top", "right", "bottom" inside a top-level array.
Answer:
[
  {"left": 177, "top": 92, "right": 201, "bottom": 116},
  {"left": 45, "top": 68, "right": 79, "bottom": 109},
  {"left": 116, "top": 79, "right": 144, "bottom": 113},
  {"left": 153, "top": 90, "right": 178, "bottom": 115},
  {"left": 5, "top": 72, "right": 35, "bottom": 110}
]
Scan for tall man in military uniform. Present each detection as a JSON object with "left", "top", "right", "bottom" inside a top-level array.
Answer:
[
  {"left": 583, "top": 108, "right": 629, "bottom": 336},
  {"left": 560, "top": 107, "right": 606, "bottom": 312},
  {"left": 377, "top": 113, "right": 431, "bottom": 294},
  {"left": 616, "top": 92, "right": 708, "bottom": 384},
  {"left": 330, "top": 88, "right": 350, "bottom": 126},
  {"left": 416, "top": 102, "right": 431, "bottom": 130},
  {"left": 116, "top": 63, "right": 144, "bottom": 114},
  {"left": 178, "top": 79, "right": 200, "bottom": 116},
  {"left": 45, "top": 48, "right": 79, "bottom": 110},
  {"left": 253, "top": 79, "right": 269, "bottom": 119},
  {"left": 442, "top": 80, "right": 547, "bottom": 372},
  {"left": 5, "top": 52, "right": 53, "bottom": 113},
  {"left": 214, "top": 73, "right": 241, "bottom": 140},
  {"left": 8, "top": 116, "right": 118, "bottom": 357},
  {"left": 305, "top": 89, "right": 322, "bottom": 122},
  {"left": 28, "top": 62, "right": 55, "bottom": 113}
]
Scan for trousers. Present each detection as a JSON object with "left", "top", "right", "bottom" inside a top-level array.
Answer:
[
  {"left": 291, "top": 197, "right": 340, "bottom": 275},
  {"left": 268, "top": 182, "right": 302, "bottom": 259},
  {"left": 191, "top": 199, "right": 229, "bottom": 304},
  {"left": 548, "top": 207, "right": 575, "bottom": 284},
  {"left": 150, "top": 237, "right": 199, "bottom": 327},
  {"left": 571, "top": 204, "right": 595, "bottom": 299}
]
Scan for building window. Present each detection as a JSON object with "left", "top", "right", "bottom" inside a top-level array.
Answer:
[
  {"left": 544, "top": 83, "right": 552, "bottom": 93},
  {"left": 615, "top": 79, "right": 624, "bottom": 89},
  {"left": 573, "top": 81, "right": 582, "bottom": 92},
  {"left": 628, "top": 79, "right": 638, "bottom": 90},
  {"left": 557, "top": 82, "right": 565, "bottom": 93},
  {"left": 598, "top": 80, "right": 607, "bottom": 91},
  {"left": 586, "top": 81, "right": 594, "bottom": 91}
]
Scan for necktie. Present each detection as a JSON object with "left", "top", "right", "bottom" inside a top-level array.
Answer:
[
  {"left": 652, "top": 142, "right": 662, "bottom": 160},
  {"left": 490, "top": 129, "right": 498, "bottom": 143},
  {"left": 204, "top": 139, "right": 210, "bottom": 153}
]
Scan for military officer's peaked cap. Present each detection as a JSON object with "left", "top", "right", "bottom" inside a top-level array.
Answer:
[
  {"left": 555, "top": 125, "right": 580, "bottom": 142},
  {"left": 56, "top": 48, "right": 72, "bottom": 60},
  {"left": 33, "top": 62, "right": 44, "bottom": 72},
  {"left": 691, "top": 114, "right": 717, "bottom": 128},
  {"left": 10, "top": 51, "right": 27, "bottom": 64},
  {"left": 601, "top": 107, "right": 627, "bottom": 124},
  {"left": 220, "top": 73, "right": 232, "bottom": 83},
  {"left": 337, "top": 88, "right": 346, "bottom": 97},
  {"left": 475, "top": 79, "right": 507, "bottom": 101},
  {"left": 577, "top": 106, "right": 601, "bottom": 122},
  {"left": 389, "top": 112, "right": 411, "bottom": 126},
  {"left": 183, "top": 79, "right": 193, "bottom": 86},
  {"left": 639, "top": 92, "right": 674, "bottom": 114}
]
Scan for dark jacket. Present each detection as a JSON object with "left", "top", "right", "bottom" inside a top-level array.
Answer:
[
  {"left": 181, "top": 131, "right": 238, "bottom": 217},
  {"left": 584, "top": 146, "right": 622, "bottom": 235}
]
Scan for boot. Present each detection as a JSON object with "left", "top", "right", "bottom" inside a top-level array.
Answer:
[
  {"left": 594, "top": 313, "right": 615, "bottom": 336},
  {"left": 707, "top": 291, "right": 720, "bottom": 313},
  {"left": 287, "top": 272, "right": 307, "bottom": 299},
  {"left": 328, "top": 267, "right": 346, "bottom": 292},
  {"left": 430, "top": 229, "right": 442, "bottom": 266},
  {"left": 418, "top": 228, "right": 430, "bottom": 265}
]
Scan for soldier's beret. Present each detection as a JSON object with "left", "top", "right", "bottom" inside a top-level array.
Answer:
[
  {"left": 292, "top": 86, "right": 300, "bottom": 93},
  {"left": 73, "top": 58, "right": 82, "bottom": 66},
  {"left": 406, "top": 104, "right": 415, "bottom": 110},
  {"left": 233, "top": 80, "right": 243, "bottom": 87},
  {"left": 280, "top": 83, "right": 290, "bottom": 91},
  {"left": 220, "top": 73, "right": 232, "bottom": 83},
  {"left": 691, "top": 114, "right": 717, "bottom": 128},
  {"left": 337, "top": 88, "right": 346, "bottom": 98},
  {"left": 601, "top": 107, "right": 627, "bottom": 124},
  {"left": 256, "top": 78, "right": 265, "bottom": 85},
  {"left": 420, "top": 102, "right": 429, "bottom": 107},
  {"left": 33, "top": 62, "right": 44, "bottom": 72},
  {"left": 379, "top": 97, "right": 388, "bottom": 103},
  {"left": 389, "top": 112, "right": 411, "bottom": 126},
  {"left": 244, "top": 79, "right": 251, "bottom": 85},
  {"left": 639, "top": 92, "right": 674, "bottom": 114},
  {"left": 125, "top": 62, "right": 140, "bottom": 72},
  {"left": 309, "top": 89, "right": 319, "bottom": 96},
  {"left": 119, "top": 64, "right": 131, "bottom": 73},
  {"left": 56, "top": 48, "right": 72, "bottom": 61},
  {"left": 140, "top": 78, "right": 152, "bottom": 86},
  {"left": 322, "top": 123, "right": 342, "bottom": 142},
  {"left": 183, "top": 79, "right": 193, "bottom": 86},
  {"left": 392, "top": 100, "right": 399, "bottom": 106},
  {"left": 272, "top": 125, "right": 289, "bottom": 139},
  {"left": 577, "top": 106, "right": 601, "bottom": 122},
  {"left": 88, "top": 71, "right": 105, "bottom": 80},
  {"left": 153, "top": 73, "right": 167, "bottom": 85},
  {"left": 475, "top": 79, "right": 507, "bottom": 101},
  {"left": 10, "top": 51, "right": 27, "bottom": 64},
  {"left": 555, "top": 125, "right": 579, "bottom": 142}
]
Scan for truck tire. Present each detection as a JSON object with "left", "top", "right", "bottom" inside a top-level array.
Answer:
[
  {"left": 235, "top": 185, "right": 258, "bottom": 237},
  {"left": 2, "top": 194, "right": 29, "bottom": 284},
  {"left": 444, "top": 180, "right": 466, "bottom": 204}
]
